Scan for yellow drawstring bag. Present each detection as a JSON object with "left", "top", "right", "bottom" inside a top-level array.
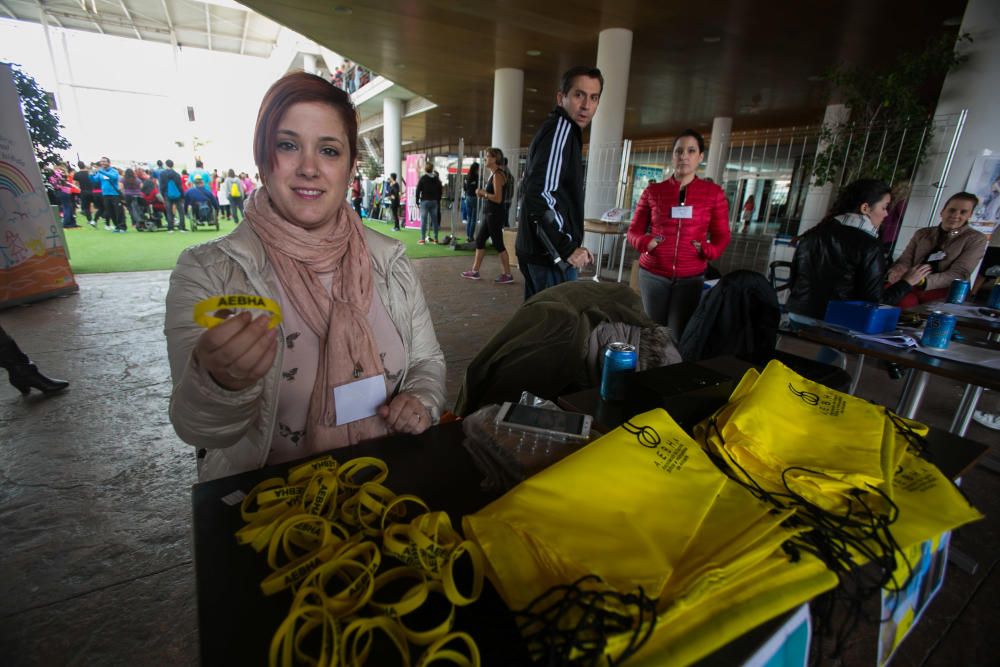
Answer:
[
  {"left": 463, "top": 407, "right": 728, "bottom": 611},
  {"left": 694, "top": 360, "right": 982, "bottom": 590},
  {"left": 662, "top": 479, "right": 800, "bottom": 600},
  {"left": 604, "top": 478, "right": 837, "bottom": 667},
  {"left": 715, "top": 360, "right": 890, "bottom": 492},
  {"left": 883, "top": 451, "right": 982, "bottom": 551},
  {"left": 621, "top": 551, "right": 836, "bottom": 667}
]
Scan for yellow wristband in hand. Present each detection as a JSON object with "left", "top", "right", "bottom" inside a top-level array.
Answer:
[{"left": 193, "top": 294, "right": 282, "bottom": 329}]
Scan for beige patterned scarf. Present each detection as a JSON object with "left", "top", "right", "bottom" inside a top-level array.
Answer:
[{"left": 244, "top": 187, "right": 387, "bottom": 450}]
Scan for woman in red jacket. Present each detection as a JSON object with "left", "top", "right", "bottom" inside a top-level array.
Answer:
[{"left": 627, "top": 129, "right": 731, "bottom": 337}]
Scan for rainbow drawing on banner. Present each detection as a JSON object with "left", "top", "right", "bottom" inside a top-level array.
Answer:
[{"left": 0, "top": 160, "right": 35, "bottom": 195}]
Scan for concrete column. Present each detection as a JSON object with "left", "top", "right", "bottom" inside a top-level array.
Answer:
[
  {"left": 490, "top": 68, "right": 523, "bottom": 156},
  {"left": 37, "top": 7, "right": 65, "bottom": 117},
  {"left": 491, "top": 68, "right": 523, "bottom": 224},
  {"left": 797, "top": 103, "right": 850, "bottom": 234},
  {"left": 302, "top": 54, "right": 317, "bottom": 76},
  {"left": 265, "top": 28, "right": 300, "bottom": 82},
  {"left": 57, "top": 31, "right": 87, "bottom": 151},
  {"left": 895, "top": 0, "right": 1000, "bottom": 257},
  {"left": 171, "top": 45, "right": 189, "bottom": 167},
  {"left": 382, "top": 97, "right": 402, "bottom": 180},
  {"left": 583, "top": 28, "right": 632, "bottom": 221},
  {"left": 705, "top": 117, "right": 732, "bottom": 183}
]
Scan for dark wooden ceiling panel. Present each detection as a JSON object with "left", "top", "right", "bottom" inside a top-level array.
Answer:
[{"left": 241, "top": 0, "right": 967, "bottom": 149}]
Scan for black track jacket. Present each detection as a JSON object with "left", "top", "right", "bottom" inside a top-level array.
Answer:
[{"left": 515, "top": 106, "right": 585, "bottom": 266}]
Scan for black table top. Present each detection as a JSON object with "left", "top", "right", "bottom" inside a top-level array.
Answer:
[
  {"left": 908, "top": 303, "right": 1000, "bottom": 334},
  {"left": 795, "top": 326, "right": 1000, "bottom": 392},
  {"left": 191, "top": 421, "right": 530, "bottom": 665}
]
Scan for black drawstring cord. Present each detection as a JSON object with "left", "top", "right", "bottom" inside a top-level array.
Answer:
[
  {"left": 698, "top": 409, "right": 920, "bottom": 664},
  {"left": 513, "top": 575, "right": 658, "bottom": 666}
]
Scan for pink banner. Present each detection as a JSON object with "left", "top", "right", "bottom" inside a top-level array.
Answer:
[{"left": 404, "top": 153, "right": 424, "bottom": 229}]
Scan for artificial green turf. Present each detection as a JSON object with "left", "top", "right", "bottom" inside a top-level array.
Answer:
[
  {"left": 361, "top": 218, "right": 490, "bottom": 259},
  {"left": 63, "top": 212, "right": 236, "bottom": 273},
  {"left": 63, "top": 211, "right": 481, "bottom": 274}
]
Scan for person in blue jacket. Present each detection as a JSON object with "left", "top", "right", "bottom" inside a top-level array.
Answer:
[
  {"left": 190, "top": 160, "right": 212, "bottom": 193},
  {"left": 90, "top": 157, "right": 126, "bottom": 232}
]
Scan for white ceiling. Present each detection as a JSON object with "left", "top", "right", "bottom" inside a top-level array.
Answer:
[{"left": 2, "top": 0, "right": 281, "bottom": 58}]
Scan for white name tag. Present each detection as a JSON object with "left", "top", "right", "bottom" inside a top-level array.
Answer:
[
  {"left": 927, "top": 251, "right": 946, "bottom": 262},
  {"left": 333, "top": 374, "right": 386, "bottom": 425},
  {"left": 672, "top": 205, "right": 693, "bottom": 219}
]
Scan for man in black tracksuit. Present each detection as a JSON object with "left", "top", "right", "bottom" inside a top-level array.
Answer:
[{"left": 515, "top": 66, "right": 603, "bottom": 300}]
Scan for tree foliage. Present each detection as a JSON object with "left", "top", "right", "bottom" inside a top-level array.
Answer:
[
  {"left": 3, "top": 62, "right": 71, "bottom": 176},
  {"left": 361, "top": 153, "right": 382, "bottom": 181},
  {"left": 812, "top": 33, "right": 971, "bottom": 186}
]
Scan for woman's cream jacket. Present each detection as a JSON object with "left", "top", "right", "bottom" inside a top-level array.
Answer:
[{"left": 165, "top": 222, "right": 446, "bottom": 481}]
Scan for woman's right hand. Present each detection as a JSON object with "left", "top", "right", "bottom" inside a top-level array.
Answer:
[
  {"left": 193, "top": 312, "right": 278, "bottom": 391},
  {"left": 567, "top": 247, "right": 593, "bottom": 269},
  {"left": 902, "top": 264, "right": 933, "bottom": 286},
  {"left": 886, "top": 265, "right": 907, "bottom": 284},
  {"left": 646, "top": 235, "right": 663, "bottom": 254}
]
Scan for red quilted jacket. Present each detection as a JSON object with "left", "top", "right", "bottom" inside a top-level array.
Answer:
[{"left": 627, "top": 177, "right": 731, "bottom": 279}]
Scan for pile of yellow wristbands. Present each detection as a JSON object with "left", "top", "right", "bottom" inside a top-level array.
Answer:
[{"left": 237, "top": 455, "right": 485, "bottom": 666}]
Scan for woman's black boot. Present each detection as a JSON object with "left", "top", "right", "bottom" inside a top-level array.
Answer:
[
  {"left": 1, "top": 326, "right": 68, "bottom": 396},
  {"left": 7, "top": 363, "right": 70, "bottom": 395}
]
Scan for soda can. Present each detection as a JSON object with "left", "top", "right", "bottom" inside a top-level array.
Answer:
[
  {"left": 947, "top": 278, "right": 970, "bottom": 304},
  {"left": 921, "top": 311, "right": 956, "bottom": 349},
  {"left": 989, "top": 283, "right": 1000, "bottom": 310},
  {"left": 600, "top": 342, "right": 637, "bottom": 401}
]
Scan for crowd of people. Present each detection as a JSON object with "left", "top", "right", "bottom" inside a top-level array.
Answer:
[
  {"left": 45, "top": 159, "right": 260, "bottom": 233},
  {"left": 330, "top": 60, "right": 372, "bottom": 94}
]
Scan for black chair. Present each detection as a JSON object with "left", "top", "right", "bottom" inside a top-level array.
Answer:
[
  {"left": 769, "top": 260, "right": 854, "bottom": 390},
  {"left": 680, "top": 270, "right": 781, "bottom": 365},
  {"left": 680, "top": 269, "right": 852, "bottom": 392},
  {"left": 768, "top": 260, "right": 793, "bottom": 293}
]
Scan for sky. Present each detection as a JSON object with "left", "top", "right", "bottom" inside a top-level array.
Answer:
[{"left": 0, "top": 17, "right": 280, "bottom": 174}]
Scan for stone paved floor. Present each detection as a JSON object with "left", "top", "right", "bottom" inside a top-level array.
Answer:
[{"left": 0, "top": 257, "right": 996, "bottom": 665}]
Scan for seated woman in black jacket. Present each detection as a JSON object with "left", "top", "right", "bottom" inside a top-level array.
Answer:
[{"left": 786, "top": 179, "right": 931, "bottom": 323}]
